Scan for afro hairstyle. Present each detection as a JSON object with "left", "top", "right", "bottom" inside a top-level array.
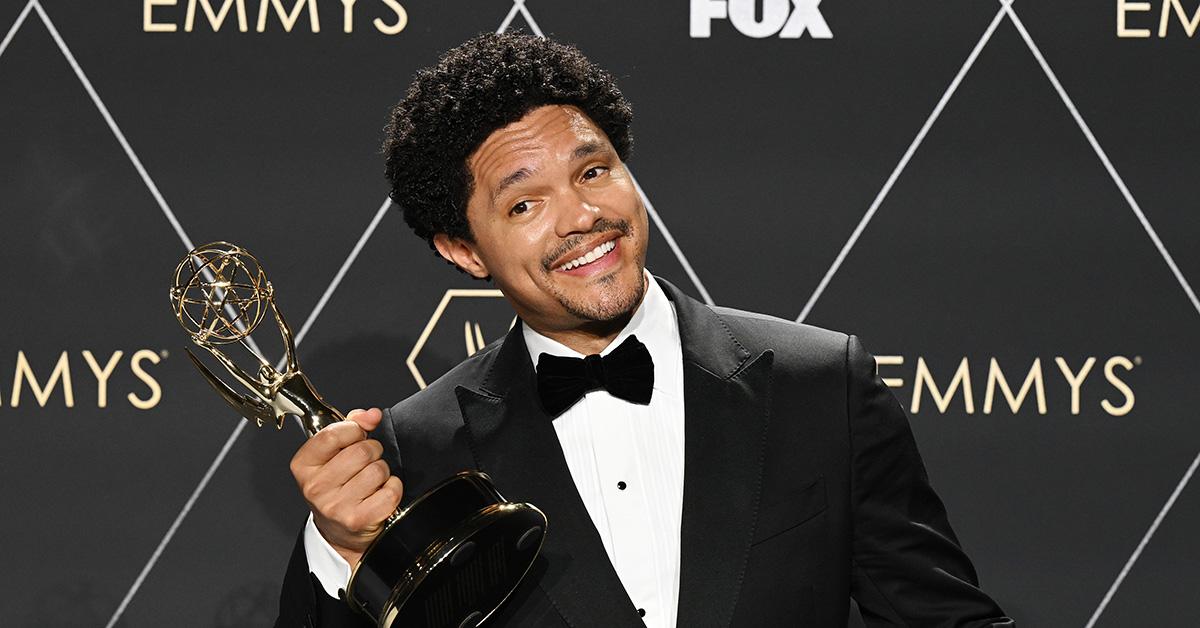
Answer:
[{"left": 381, "top": 32, "right": 635, "bottom": 264}]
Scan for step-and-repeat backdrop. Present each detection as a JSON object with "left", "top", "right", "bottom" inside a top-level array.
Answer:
[{"left": 2, "top": 1, "right": 1197, "bottom": 625}]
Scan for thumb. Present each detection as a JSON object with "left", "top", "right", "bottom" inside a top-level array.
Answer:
[{"left": 345, "top": 407, "right": 384, "bottom": 433}]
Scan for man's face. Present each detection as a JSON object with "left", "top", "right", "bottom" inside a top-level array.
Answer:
[{"left": 436, "top": 104, "right": 649, "bottom": 334}]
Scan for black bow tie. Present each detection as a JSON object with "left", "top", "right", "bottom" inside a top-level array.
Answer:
[{"left": 535, "top": 335, "right": 655, "bottom": 417}]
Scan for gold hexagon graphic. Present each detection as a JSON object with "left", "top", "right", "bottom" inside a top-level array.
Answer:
[{"left": 405, "top": 289, "right": 516, "bottom": 389}]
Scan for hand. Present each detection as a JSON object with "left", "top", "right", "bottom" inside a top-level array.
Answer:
[{"left": 289, "top": 407, "right": 404, "bottom": 566}]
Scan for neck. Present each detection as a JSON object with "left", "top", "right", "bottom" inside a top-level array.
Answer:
[{"left": 536, "top": 313, "right": 633, "bottom": 356}]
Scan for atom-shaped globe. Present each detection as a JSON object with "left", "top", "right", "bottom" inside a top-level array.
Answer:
[{"left": 170, "top": 241, "right": 273, "bottom": 345}]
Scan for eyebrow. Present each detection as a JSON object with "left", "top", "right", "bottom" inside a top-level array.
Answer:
[
  {"left": 490, "top": 141, "right": 610, "bottom": 206},
  {"left": 491, "top": 168, "right": 533, "bottom": 206},
  {"left": 571, "top": 140, "right": 605, "bottom": 161}
]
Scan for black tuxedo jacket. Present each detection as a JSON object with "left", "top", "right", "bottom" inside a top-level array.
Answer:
[{"left": 277, "top": 277, "right": 1014, "bottom": 627}]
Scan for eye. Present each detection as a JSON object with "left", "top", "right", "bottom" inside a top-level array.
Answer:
[
  {"left": 582, "top": 166, "right": 609, "bottom": 181},
  {"left": 509, "top": 200, "right": 531, "bottom": 216}
]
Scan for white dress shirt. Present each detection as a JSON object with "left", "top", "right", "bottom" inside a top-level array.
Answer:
[{"left": 305, "top": 270, "right": 685, "bottom": 628}]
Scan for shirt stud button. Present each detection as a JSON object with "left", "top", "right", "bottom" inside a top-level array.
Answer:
[
  {"left": 638, "top": 608, "right": 646, "bottom": 617},
  {"left": 617, "top": 481, "right": 627, "bottom": 490}
]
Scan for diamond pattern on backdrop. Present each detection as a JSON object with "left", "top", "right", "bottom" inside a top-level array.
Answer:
[
  {"left": 804, "top": 17, "right": 1200, "bottom": 625},
  {"left": 2, "top": 0, "right": 1197, "bottom": 626},
  {"left": 0, "top": 1, "right": 715, "bottom": 625}
]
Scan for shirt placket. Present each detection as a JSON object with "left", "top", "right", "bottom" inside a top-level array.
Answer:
[{"left": 588, "top": 391, "right": 663, "bottom": 626}]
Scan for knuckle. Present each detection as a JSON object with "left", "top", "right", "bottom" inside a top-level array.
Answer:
[
  {"left": 288, "top": 456, "right": 304, "bottom": 480},
  {"left": 369, "top": 459, "right": 390, "bottom": 482},
  {"left": 384, "top": 477, "right": 405, "bottom": 501},
  {"left": 345, "top": 512, "right": 369, "bottom": 532},
  {"left": 306, "top": 471, "right": 336, "bottom": 500},
  {"left": 352, "top": 440, "right": 378, "bottom": 466},
  {"left": 301, "top": 480, "right": 324, "bottom": 505},
  {"left": 325, "top": 501, "right": 350, "bottom": 523},
  {"left": 291, "top": 438, "right": 321, "bottom": 467}
]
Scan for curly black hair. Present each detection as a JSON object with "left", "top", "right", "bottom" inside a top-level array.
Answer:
[{"left": 381, "top": 32, "right": 634, "bottom": 262}]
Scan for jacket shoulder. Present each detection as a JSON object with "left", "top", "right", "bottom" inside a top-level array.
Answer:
[
  {"left": 384, "top": 337, "right": 503, "bottom": 443},
  {"left": 711, "top": 304, "right": 851, "bottom": 367}
]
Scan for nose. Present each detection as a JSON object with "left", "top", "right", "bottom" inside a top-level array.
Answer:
[{"left": 555, "top": 188, "right": 601, "bottom": 238}]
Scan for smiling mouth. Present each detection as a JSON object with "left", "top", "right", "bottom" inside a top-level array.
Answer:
[{"left": 555, "top": 238, "right": 617, "bottom": 272}]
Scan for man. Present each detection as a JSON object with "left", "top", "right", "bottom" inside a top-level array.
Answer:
[{"left": 277, "top": 33, "right": 1014, "bottom": 627}]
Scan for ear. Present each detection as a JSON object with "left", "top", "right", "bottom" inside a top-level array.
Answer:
[{"left": 433, "top": 233, "right": 490, "bottom": 279}]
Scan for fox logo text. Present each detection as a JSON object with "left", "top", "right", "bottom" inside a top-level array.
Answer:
[{"left": 690, "top": 0, "right": 832, "bottom": 39}]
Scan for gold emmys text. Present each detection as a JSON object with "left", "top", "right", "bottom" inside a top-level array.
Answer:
[
  {"left": 876, "top": 355, "right": 1137, "bottom": 416},
  {"left": 1118, "top": 0, "right": 1200, "bottom": 37},
  {"left": 143, "top": 0, "right": 408, "bottom": 34},
  {"left": 1, "top": 350, "right": 164, "bottom": 410}
]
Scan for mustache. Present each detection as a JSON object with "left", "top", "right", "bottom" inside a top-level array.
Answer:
[{"left": 542, "top": 218, "right": 631, "bottom": 271}]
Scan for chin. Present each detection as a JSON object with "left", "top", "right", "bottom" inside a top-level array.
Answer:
[{"left": 558, "top": 266, "right": 646, "bottom": 322}]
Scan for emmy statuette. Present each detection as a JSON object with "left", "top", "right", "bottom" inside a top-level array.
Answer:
[{"left": 169, "top": 241, "right": 547, "bottom": 628}]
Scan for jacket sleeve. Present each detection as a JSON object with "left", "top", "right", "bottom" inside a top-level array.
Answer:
[
  {"left": 275, "top": 410, "right": 404, "bottom": 628},
  {"left": 275, "top": 524, "right": 375, "bottom": 628},
  {"left": 845, "top": 334, "right": 1015, "bottom": 627}
]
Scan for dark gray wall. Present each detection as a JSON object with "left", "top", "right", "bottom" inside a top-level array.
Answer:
[{"left": 1, "top": 0, "right": 1196, "bottom": 625}]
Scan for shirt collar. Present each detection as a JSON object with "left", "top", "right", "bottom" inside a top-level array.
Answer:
[{"left": 521, "top": 270, "right": 680, "bottom": 384}]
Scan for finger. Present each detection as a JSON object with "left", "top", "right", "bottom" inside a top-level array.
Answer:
[
  {"left": 339, "top": 459, "right": 391, "bottom": 503},
  {"left": 292, "top": 421, "right": 366, "bottom": 468},
  {"left": 347, "top": 407, "right": 383, "bottom": 433},
  {"left": 359, "top": 476, "right": 405, "bottom": 522},
  {"left": 299, "top": 438, "right": 384, "bottom": 507},
  {"left": 319, "top": 438, "right": 385, "bottom": 488}
]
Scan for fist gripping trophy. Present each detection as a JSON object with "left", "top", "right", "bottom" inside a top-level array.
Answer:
[{"left": 170, "top": 242, "right": 546, "bottom": 628}]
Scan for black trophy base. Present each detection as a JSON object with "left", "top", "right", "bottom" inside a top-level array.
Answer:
[{"left": 346, "top": 471, "right": 547, "bottom": 628}]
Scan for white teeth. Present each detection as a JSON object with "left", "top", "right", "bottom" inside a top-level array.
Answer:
[{"left": 560, "top": 240, "right": 615, "bottom": 271}]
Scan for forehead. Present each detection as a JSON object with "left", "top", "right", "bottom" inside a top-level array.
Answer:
[{"left": 467, "top": 104, "right": 605, "bottom": 186}]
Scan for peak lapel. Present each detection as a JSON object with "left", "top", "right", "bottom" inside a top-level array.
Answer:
[
  {"left": 457, "top": 323, "right": 645, "bottom": 627},
  {"left": 657, "top": 278, "right": 775, "bottom": 628}
]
